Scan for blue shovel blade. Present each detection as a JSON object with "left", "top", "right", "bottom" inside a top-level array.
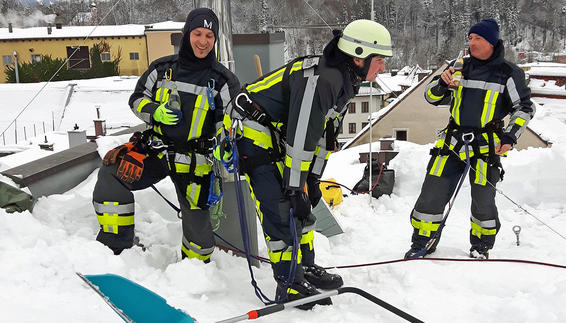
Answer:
[{"left": 81, "top": 273, "right": 195, "bottom": 323}]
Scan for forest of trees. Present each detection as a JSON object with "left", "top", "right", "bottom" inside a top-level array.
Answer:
[{"left": 2, "top": 0, "right": 566, "bottom": 69}]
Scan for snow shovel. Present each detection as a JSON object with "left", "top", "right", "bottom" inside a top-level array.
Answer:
[
  {"left": 217, "top": 287, "right": 423, "bottom": 323},
  {"left": 77, "top": 273, "right": 195, "bottom": 323}
]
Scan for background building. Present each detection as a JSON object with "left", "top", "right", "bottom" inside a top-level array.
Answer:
[{"left": 0, "top": 24, "right": 149, "bottom": 82}]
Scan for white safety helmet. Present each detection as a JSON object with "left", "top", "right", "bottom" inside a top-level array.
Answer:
[{"left": 337, "top": 19, "right": 393, "bottom": 58}]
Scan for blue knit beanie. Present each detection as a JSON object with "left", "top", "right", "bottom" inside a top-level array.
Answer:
[{"left": 468, "top": 18, "right": 499, "bottom": 46}]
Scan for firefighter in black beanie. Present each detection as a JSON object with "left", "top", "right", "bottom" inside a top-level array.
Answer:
[{"left": 92, "top": 8, "right": 240, "bottom": 262}]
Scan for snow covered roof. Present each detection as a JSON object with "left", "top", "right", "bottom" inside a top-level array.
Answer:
[
  {"left": 529, "top": 79, "right": 566, "bottom": 97},
  {"left": 342, "top": 78, "right": 421, "bottom": 149},
  {"left": 373, "top": 65, "right": 430, "bottom": 93},
  {"left": 0, "top": 24, "right": 146, "bottom": 40},
  {"left": 144, "top": 21, "right": 185, "bottom": 32},
  {"left": 0, "top": 21, "right": 185, "bottom": 40},
  {"left": 521, "top": 62, "right": 566, "bottom": 77},
  {"left": 356, "top": 84, "right": 386, "bottom": 96}
]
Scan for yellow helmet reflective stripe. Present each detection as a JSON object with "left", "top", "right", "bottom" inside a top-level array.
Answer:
[{"left": 338, "top": 19, "right": 393, "bottom": 58}]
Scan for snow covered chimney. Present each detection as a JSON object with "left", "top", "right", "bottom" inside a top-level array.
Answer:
[
  {"left": 47, "top": 24, "right": 52, "bottom": 35},
  {"left": 8, "top": 23, "right": 12, "bottom": 33},
  {"left": 55, "top": 14, "right": 63, "bottom": 29}
]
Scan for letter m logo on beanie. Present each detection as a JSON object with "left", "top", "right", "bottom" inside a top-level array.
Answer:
[{"left": 204, "top": 19, "right": 213, "bottom": 29}]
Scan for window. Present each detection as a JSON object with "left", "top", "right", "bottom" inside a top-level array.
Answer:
[
  {"left": 348, "top": 123, "right": 356, "bottom": 134},
  {"left": 3, "top": 55, "right": 12, "bottom": 65},
  {"left": 100, "top": 52, "right": 111, "bottom": 61},
  {"left": 31, "top": 54, "right": 42, "bottom": 63},
  {"left": 171, "top": 33, "right": 183, "bottom": 55},
  {"left": 348, "top": 102, "right": 355, "bottom": 113},
  {"left": 395, "top": 129, "right": 408, "bottom": 141},
  {"left": 130, "top": 52, "right": 139, "bottom": 60},
  {"left": 67, "top": 46, "right": 90, "bottom": 69},
  {"left": 362, "top": 122, "right": 368, "bottom": 128},
  {"left": 362, "top": 101, "right": 369, "bottom": 113}
]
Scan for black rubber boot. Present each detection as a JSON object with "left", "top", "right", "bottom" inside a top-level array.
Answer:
[
  {"left": 469, "top": 245, "right": 490, "bottom": 259},
  {"left": 303, "top": 264, "right": 343, "bottom": 290},
  {"left": 275, "top": 278, "right": 332, "bottom": 310},
  {"left": 404, "top": 246, "right": 436, "bottom": 259}
]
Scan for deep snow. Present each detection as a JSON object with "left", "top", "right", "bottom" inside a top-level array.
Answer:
[{"left": 0, "top": 77, "right": 565, "bottom": 322}]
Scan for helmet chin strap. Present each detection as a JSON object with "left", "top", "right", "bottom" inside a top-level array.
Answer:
[{"left": 352, "top": 55, "right": 374, "bottom": 81}]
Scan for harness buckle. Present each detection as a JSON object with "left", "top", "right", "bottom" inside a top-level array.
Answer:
[
  {"left": 462, "top": 132, "right": 475, "bottom": 143},
  {"left": 149, "top": 138, "right": 167, "bottom": 150}
]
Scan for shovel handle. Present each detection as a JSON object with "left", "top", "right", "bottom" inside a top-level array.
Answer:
[{"left": 217, "top": 287, "right": 423, "bottom": 323}]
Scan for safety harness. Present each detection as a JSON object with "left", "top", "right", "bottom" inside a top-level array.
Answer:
[
  {"left": 147, "top": 65, "right": 223, "bottom": 205},
  {"left": 431, "top": 118, "right": 506, "bottom": 179},
  {"left": 230, "top": 56, "right": 321, "bottom": 173}
]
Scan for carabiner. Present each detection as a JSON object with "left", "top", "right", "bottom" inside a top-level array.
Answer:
[
  {"left": 462, "top": 132, "right": 475, "bottom": 144},
  {"left": 165, "top": 68, "right": 173, "bottom": 81},
  {"left": 234, "top": 92, "right": 252, "bottom": 112},
  {"left": 206, "top": 79, "right": 216, "bottom": 111},
  {"left": 230, "top": 118, "right": 244, "bottom": 141}
]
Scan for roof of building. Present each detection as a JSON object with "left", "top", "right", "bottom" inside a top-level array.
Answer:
[
  {"left": 356, "top": 83, "right": 386, "bottom": 96},
  {"left": 343, "top": 63, "right": 552, "bottom": 150},
  {"left": 521, "top": 62, "right": 566, "bottom": 77},
  {"left": 0, "top": 22, "right": 184, "bottom": 40},
  {"left": 374, "top": 65, "right": 430, "bottom": 93},
  {"left": 529, "top": 79, "right": 566, "bottom": 97},
  {"left": 144, "top": 21, "right": 184, "bottom": 32},
  {"left": 342, "top": 68, "right": 430, "bottom": 149}
]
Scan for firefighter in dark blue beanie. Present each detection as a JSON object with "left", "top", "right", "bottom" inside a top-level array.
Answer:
[
  {"left": 405, "top": 18, "right": 535, "bottom": 260},
  {"left": 468, "top": 18, "right": 499, "bottom": 46}
]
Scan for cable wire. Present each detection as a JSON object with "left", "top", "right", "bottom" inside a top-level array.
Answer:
[
  {"left": 441, "top": 140, "right": 566, "bottom": 242},
  {"left": 301, "top": 0, "right": 332, "bottom": 31}
]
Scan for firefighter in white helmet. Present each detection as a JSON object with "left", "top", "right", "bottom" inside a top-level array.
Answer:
[{"left": 217, "top": 19, "right": 392, "bottom": 310}]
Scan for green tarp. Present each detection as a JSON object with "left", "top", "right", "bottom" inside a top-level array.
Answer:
[{"left": 0, "top": 182, "right": 34, "bottom": 213}]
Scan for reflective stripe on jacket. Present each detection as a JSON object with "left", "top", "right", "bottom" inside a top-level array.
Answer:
[
  {"left": 424, "top": 41, "right": 535, "bottom": 147},
  {"left": 129, "top": 55, "right": 240, "bottom": 150}
]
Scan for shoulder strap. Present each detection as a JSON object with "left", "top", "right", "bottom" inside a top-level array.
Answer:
[{"left": 281, "top": 55, "right": 320, "bottom": 108}]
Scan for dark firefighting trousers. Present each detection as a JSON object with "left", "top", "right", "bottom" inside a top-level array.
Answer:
[
  {"left": 409, "top": 153, "right": 502, "bottom": 252},
  {"left": 93, "top": 152, "right": 215, "bottom": 260},
  {"left": 236, "top": 138, "right": 317, "bottom": 283}
]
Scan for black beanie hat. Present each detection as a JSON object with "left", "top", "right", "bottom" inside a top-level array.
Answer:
[
  {"left": 178, "top": 8, "right": 219, "bottom": 70},
  {"left": 468, "top": 18, "right": 499, "bottom": 46},
  {"left": 184, "top": 7, "right": 219, "bottom": 40}
]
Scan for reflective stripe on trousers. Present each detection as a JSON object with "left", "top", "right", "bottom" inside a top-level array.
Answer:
[{"left": 93, "top": 201, "right": 135, "bottom": 234}]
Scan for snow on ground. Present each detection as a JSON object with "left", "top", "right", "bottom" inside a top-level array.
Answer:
[
  {"left": 0, "top": 76, "right": 139, "bottom": 172},
  {"left": 0, "top": 78, "right": 566, "bottom": 322}
]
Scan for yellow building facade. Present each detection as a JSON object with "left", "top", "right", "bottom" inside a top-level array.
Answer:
[
  {"left": 0, "top": 25, "right": 152, "bottom": 83},
  {"left": 144, "top": 22, "right": 184, "bottom": 64}
]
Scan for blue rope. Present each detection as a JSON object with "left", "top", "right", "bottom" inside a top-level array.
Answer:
[
  {"left": 231, "top": 141, "right": 276, "bottom": 305},
  {"left": 413, "top": 135, "right": 473, "bottom": 258},
  {"left": 276, "top": 211, "right": 299, "bottom": 303}
]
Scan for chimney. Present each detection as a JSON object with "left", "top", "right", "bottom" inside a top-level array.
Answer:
[
  {"left": 417, "top": 72, "right": 429, "bottom": 82},
  {"left": 55, "top": 13, "right": 64, "bottom": 29},
  {"left": 47, "top": 24, "right": 52, "bottom": 35},
  {"left": 8, "top": 23, "right": 13, "bottom": 33}
]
